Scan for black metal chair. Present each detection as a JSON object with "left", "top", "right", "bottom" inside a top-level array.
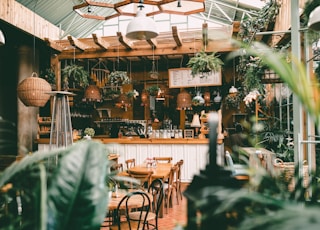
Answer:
[
  {"left": 110, "top": 190, "right": 151, "bottom": 230},
  {"left": 129, "top": 178, "right": 164, "bottom": 229}
]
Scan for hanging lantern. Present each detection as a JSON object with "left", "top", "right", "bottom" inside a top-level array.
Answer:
[
  {"left": 177, "top": 90, "right": 192, "bottom": 110},
  {"left": 84, "top": 85, "right": 102, "bottom": 102},
  {"left": 17, "top": 72, "right": 52, "bottom": 107},
  {"left": 141, "top": 90, "right": 149, "bottom": 106},
  {"left": 115, "top": 93, "right": 131, "bottom": 111},
  {"left": 204, "top": 91, "right": 211, "bottom": 106}
]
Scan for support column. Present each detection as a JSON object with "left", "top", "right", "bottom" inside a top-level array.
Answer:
[{"left": 17, "top": 45, "right": 39, "bottom": 154}]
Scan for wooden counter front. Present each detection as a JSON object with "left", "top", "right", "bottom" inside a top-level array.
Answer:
[{"left": 36, "top": 137, "right": 224, "bottom": 183}]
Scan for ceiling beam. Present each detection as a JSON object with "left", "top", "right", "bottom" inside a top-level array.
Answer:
[
  {"left": 117, "top": 32, "right": 133, "bottom": 50},
  {"left": 67, "top": 36, "right": 89, "bottom": 51},
  {"left": 172, "top": 26, "right": 182, "bottom": 47},
  {"left": 146, "top": 39, "right": 158, "bottom": 48},
  {"left": 44, "top": 38, "right": 64, "bottom": 52},
  {"left": 57, "top": 39, "right": 237, "bottom": 60},
  {"left": 92, "top": 34, "right": 110, "bottom": 50}
]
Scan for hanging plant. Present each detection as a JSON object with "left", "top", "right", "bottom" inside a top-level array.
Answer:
[
  {"left": 225, "top": 92, "right": 242, "bottom": 109},
  {"left": 62, "top": 64, "right": 89, "bottom": 89},
  {"left": 126, "top": 89, "right": 139, "bottom": 99},
  {"left": 107, "top": 71, "right": 130, "bottom": 88},
  {"left": 187, "top": 50, "right": 224, "bottom": 77},
  {"left": 146, "top": 85, "right": 160, "bottom": 96},
  {"left": 40, "top": 67, "right": 56, "bottom": 85},
  {"left": 238, "top": 0, "right": 281, "bottom": 44}
]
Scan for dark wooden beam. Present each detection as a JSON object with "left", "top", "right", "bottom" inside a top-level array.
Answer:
[
  {"left": 92, "top": 34, "right": 110, "bottom": 50},
  {"left": 67, "top": 36, "right": 89, "bottom": 51},
  {"left": 172, "top": 26, "right": 182, "bottom": 47},
  {"left": 44, "top": 38, "right": 64, "bottom": 52},
  {"left": 117, "top": 32, "right": 133, "bottom": 50}
]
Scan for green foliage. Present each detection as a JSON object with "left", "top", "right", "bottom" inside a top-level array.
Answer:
[
  {"left": 0, "top": 141, "right": 112, "bottom": 230},
  {"left": 146, "top": 85, "right": 160, "bottom": 96},
  {"left": 108, "top": 71, "right": 130, "bottom": 86},
  {"left": 83, "top": 127, "right": 95, "bottom": 137},
  {"left": 187, "top": 50, "right": 223, "bottom": 77},
  {"left": 62, "top": 64, "right": 89, "bottom": 89},
  {"left": 238, "top": 0, "right": 280, "bottom": 44},
  {"left": 40, "top": 68, "right": 56, "bottom": 85}
]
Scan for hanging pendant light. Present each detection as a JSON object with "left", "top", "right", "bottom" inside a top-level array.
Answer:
[
  {"left": 149, "top": 45, "right": 159, "bottom": 79},
  {"left": 192, "top": 91, "right": 205, "bottom": 106},
  {"left": 204, "top": 91, "right": 211, "bottom": 106},
  {"left": 177, "top": 89, "right": 192, "bottom": 110},
  {"left": 84, "top": 85, "right": 102, "bottom": 102},
  {"left": 126, "top": 1, "right": 158, "bottom": 40},
  {"left": 229, "top": 59, "right": 238, "bottom": 94},
  {"left": 308, "top": 6, "right": 320, "bottom": 31},
  {"left": 141, "top": 90, "right": 149, "bottom": 106}
]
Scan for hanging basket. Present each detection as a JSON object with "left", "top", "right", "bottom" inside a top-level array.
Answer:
[
  {"left": 273, "top": 158, "right": 309, "bottom": 191},
  {"left": 17, "top": 72, "right": 52, "bottom": 107}
]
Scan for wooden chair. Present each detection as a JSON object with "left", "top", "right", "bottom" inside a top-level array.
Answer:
[
  {"left": 110, "top": 191, "right": 151, "bottom": 230},
  {"left": 111, "top": 163, "right": 124, "bottom": 172},
  {"left": 128, "top": 170, "right": 153, "bottom": 190},
  {"left": 173, "top": 159, "right": 184, "bottom": 204},
  {"left": 163, "top": 165, "right": 178, "bottom": 213},
  {"left": 153, "top": 157, "right": 173, "bottom": 164},
  {"left": 129, "top": 179, "right": 164, "bottom": 230},
  {"left": 125, "top": 158, "right": 136, "bottom": 170}
]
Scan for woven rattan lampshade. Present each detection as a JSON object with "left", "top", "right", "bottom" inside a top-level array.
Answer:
[
  {"left": 177, "top": 90, "right": 192, "bottom": 110},
  {"left": 84, "top": 85, "right": 102, "bottom": 102},
  {"left": 115, "top": 93, "right": 131, "bottom": 110},
  {"left": 141, "top": 90, "right": 149, "bottom": 106},
  {"left": 204, "top": 91, "right": 211, "bottom": 106},
  {"left": 17, "top": 72, "right": 52, "bottom": 107}
]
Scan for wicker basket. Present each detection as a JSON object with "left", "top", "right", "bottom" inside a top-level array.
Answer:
[
  {"left": 17, "top": 72, "right": 52, "bottom": 107},
  {"left": 273, "top": 158, "right": 309, "bottom": 191}
]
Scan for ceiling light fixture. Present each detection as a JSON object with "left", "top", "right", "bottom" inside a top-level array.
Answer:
[
  {"left": 126, "top": 0, "right": 158, "bottom": 40},
  {"left": 229, "top": 59, "right": 238, "bottom": 94},
  {"left": 308, "top": 6, "right": 320, "bottom": 31}
]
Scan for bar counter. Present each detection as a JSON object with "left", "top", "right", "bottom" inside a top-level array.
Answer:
[{"left": 36, "top": 137, "right": 223, "bottom": 183}]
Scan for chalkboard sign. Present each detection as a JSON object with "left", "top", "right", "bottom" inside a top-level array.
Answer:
[{"left": 168, "top": 68, "right": 222, "bottom": 88}]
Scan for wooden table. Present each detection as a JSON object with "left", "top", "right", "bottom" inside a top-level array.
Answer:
[
  {"left": 240, "top": 147, "right": 275, "bottom": 172},
  {"left": 128, "top": 163, "right": 172, "bottom": 180},
  {"left": 107, "top": 189, "right": 151, "bottom": 211}
]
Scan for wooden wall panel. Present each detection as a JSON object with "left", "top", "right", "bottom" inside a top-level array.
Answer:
[
  {"left": 0, "top": 0, "right": 60, "bottom": 40},
  {"left": 272, "top": 0, "right": 307, "bottom": 46}
]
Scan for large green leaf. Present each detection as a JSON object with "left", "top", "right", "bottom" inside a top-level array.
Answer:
[{"left": 46, "top": 140, "right": 109, "bottom": 230}]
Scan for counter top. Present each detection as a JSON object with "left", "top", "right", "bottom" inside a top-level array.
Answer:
[{"left": 35, "top": 137, "right": 209, "bottom": 144}]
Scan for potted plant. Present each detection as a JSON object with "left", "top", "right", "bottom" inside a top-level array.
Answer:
[
  {"left": 146, "top": 85, "right": 160, "bottom": 96},
  {"left": 40, "top": 67, "right": 56, "bottom": 89},
  {"left": 61, "top": 64, "right": 90, "bottom": 90},
  {"left": 83, "top": 127, "right": 95, "bottom": 139},
  {"left": 187, "top": 50, "right": 224, "bottom": 77},
  {"left": 107, "top": 71, "right": 130, "bottom": 89}
]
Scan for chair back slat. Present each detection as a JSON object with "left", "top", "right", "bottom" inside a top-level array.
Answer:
[{"left": 114, "top": 191, "right": 151, "bottom": 230}]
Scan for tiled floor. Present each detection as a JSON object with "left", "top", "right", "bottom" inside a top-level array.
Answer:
[{"left": 101, "top": 183, "right": 188, "bottom": 230}]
